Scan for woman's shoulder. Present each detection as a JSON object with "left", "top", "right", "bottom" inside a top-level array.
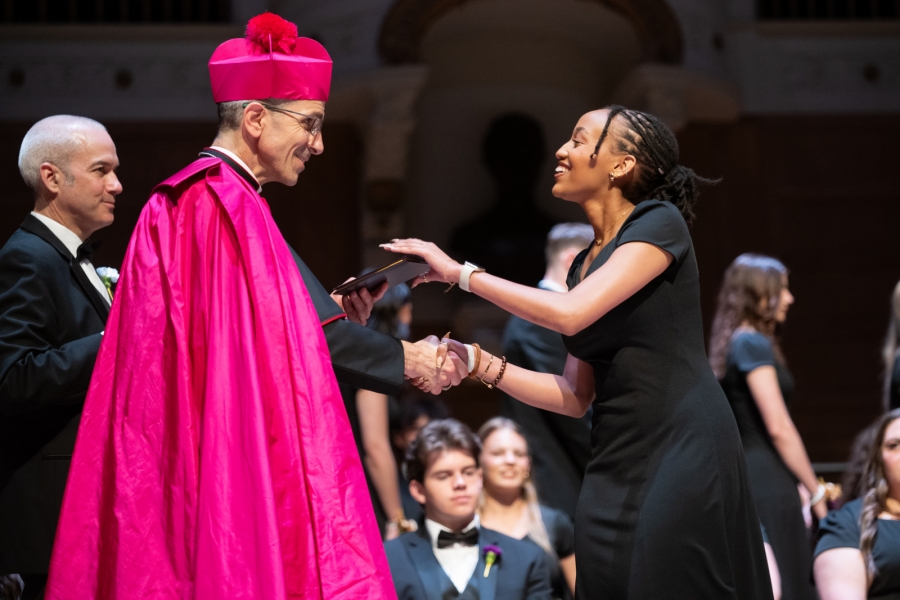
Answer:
[
  {"left": 628, "top": 199, "right": 688, "bottom": 228},
  {"left": 829, "top": 497, "right": 864, "bottom": 523},
  {"left": 538, "top": 504, "right": 571, "bottom": 525},
  {"left": 728, "top": 329, "right": 776, "bottom": 371},
  {"left": 815, "top": 498, "right": 864, "bottom": 556},
  {"left": 617, "top": 199, "right": 691, "bottom": 261},
  {"left": 731, "top": 328, "right": 772, "bottom": 350},
  {"left": 632, "top": 198, "right": 682, "bottom": 216},
  {"left": 539, "top": 504, "right": 575, "bottom": 557}
]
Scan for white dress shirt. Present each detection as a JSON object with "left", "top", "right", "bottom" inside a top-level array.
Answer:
[
  {"left": 425, "top": 516, "right": 480, "bottom": 593},
  {"left": 31, "top": 212, "right": 110, "bottom": 305},
  {"left": 209, "top": 145, "right": 262, "bottom": 192}
]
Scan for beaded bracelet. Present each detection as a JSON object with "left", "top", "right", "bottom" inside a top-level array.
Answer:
[
  {"left": 478, "top": 355, "right": 495, "bottom": 384},
  {"left": 485, "top": 356, "right": 507, "bottom": 389},
  {"left": 809, "top": 483, "right": 826, "bottom": 506}
]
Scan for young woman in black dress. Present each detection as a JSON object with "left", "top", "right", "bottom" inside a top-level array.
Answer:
[
  {"left": 382, "top": 106, "right": 773, "bottom": 599},
  {"left": 814, "top": 409, "right": 900, "bottom": 599},
  {"left": 708, "top": 254, "right": 825, "bottom": 600}
]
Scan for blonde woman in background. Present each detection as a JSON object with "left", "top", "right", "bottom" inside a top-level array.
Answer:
[{"left": 477, "top": 417, "right": 576, "bottom": 600}]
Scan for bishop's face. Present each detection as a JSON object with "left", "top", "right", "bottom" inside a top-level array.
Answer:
[{"left": 255, "top": 99, "right": 325, "bottom": 186}]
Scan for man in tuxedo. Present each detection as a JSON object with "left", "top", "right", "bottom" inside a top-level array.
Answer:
[
  {"left": 501, "top": 223, "right": 594, "bottom": 520},
  {"left": 385, "top": 419, "right": 552, "bottom": 600},
  {"left": 0, "top": 115, "right": 121, "bottom": 599}
]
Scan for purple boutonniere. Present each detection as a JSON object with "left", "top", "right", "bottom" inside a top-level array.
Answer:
[{"left": 483, "top": 544, "right": 503, "bottom": 577}]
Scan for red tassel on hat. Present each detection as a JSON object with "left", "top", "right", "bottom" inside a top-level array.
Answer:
[{"left": 246, "top": 12, "right": 298, "bottom": 54}]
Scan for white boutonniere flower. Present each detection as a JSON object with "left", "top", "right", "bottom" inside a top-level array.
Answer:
[{"left": 95, "top": 267, "right": 119, "bottom": 300}]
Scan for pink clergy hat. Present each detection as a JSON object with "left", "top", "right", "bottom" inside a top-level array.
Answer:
[{"left": 209, "top": 12, "right": 332, "bottom": 103}]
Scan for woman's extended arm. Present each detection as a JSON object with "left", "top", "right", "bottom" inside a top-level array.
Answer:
[
  {"left": 356, "top": 389, "right": 404, "bottom": 538},
  {"left": 813, "top": 548, "right": 867, "bottom": 600},
  {"left": 445, "top": 336, "right": 594, "bottom": 417},
  {"left": 746, "top": 366, "right": 827, "bottom": 519},
  {"left": 382, "top": 240, "right": 672, "bottom": 336}
]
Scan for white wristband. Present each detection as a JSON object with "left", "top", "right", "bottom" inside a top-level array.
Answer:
[
  {"left": 459, "top": 262, "right": 485, "bottom": 292},
  {"left": 465, "top": 344, "right": 475, "bottom": 373}
]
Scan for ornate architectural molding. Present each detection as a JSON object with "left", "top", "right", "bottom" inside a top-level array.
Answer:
[{"left": 378, "top": 0, "right": 683, "bottom": 65}]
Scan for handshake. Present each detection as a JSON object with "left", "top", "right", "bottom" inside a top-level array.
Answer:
[
  {"left": 400, "top": 335, "right": 468, "bottom": 395},
  {"left": 334, "top": 281, "right": 478, "bottom": 394}
]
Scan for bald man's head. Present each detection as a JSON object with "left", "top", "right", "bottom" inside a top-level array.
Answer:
[{"left": 18, "top": 115, "right": 108, "bottom": 192}]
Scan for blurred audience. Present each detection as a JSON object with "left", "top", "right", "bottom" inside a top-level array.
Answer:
[
  {"left": 814, "top": 409, "right": 900, "bottom": 599},
  {"left": 709, "top": 254, "right": 822, "bottom": 600},
  {"left": 884, "top": 280, "right": 900, "bottom": 411},
  {"left": 477, "top": 418, "right": 576, "bottom": 600},
  {"left": 501, "top": 223, "right": 593, "bottom": 520},
  {"left": 385, "top": 419, "right": 553, "bottom": 599},
  {"left": 341, "top": 281, "right": 415, "bottom": 539}
]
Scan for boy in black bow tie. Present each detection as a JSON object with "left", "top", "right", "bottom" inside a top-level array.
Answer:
[{"left": 385, "top": 419, "right": 552, "bottom": 600}]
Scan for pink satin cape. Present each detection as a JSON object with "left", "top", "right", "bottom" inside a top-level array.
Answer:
[{"left": 45, "top": 158, "right": 396, "bottom": 599}]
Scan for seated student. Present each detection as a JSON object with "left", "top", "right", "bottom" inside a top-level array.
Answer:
[
  {"left": 385, "top": 419, "right": 553, "bottom": 600},
  {"left": 814, "top": 408, "right": 900, "bottom": 600}
]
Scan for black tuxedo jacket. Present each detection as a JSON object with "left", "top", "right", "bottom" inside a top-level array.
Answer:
[
  {"left": 0, "top": 215, "right": 109, "bottom": 573},
  {"left": 501, "top": 310, "right": 591, "bottom": 520},
  {"left": 384, "top": 525, "right": 553, "bottom": 600}
]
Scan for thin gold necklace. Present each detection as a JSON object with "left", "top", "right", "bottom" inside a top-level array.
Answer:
[{"left": 593, "top": 206, "right": 634, "bottom": 250}]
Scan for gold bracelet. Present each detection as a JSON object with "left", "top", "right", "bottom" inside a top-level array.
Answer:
[
  {"left": 478, "top": 354, "right": 495, "bottom": 384},
  {"left": 486, "top": 356, "right": 507, "bottom": 389},
  {"left": 469, "top": 343, "right": 482, "bottom": 379}
]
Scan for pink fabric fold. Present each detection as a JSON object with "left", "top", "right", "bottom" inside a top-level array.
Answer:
[{"left": 46, "top": 158, "right": 395, "bottom": 599}]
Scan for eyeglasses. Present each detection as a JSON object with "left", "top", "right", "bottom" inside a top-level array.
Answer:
[{"left": 243, "top": 101, "right": 324, "bottom": 138}]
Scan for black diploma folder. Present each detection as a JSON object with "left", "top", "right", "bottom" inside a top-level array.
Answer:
[{"left": 332, "top": 255, "right": 430, "bottom": 295}]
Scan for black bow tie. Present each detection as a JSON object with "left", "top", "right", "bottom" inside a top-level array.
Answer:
[
  {"left": 76, "top": 239, "right": 100, "bottom": 263},
  {"left": 437, "top": 528, "right": 479, "bottom": 549}
]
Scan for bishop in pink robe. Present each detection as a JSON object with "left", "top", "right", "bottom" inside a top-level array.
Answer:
[{"left": 46, "top": 13, "right": 396, "bottom": 599}]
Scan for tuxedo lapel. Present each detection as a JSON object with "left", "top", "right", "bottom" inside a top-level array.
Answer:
[
  {"left": 20, "top": 215, "right": 110, "bottom": 321},
  {"left": 477, "top": 529, "right": 499, "bottom": 600},
  {"left": 405, "top": 528, "right": 448, "bottom": 600}
]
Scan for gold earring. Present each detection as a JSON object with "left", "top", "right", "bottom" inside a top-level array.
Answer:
[{"left": 609, "top": 172, "right": 616, "bottom": 181}]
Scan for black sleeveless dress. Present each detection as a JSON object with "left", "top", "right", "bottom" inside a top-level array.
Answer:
[
  {"left": 721, "top": 331, "right": 816, "bottom": 600},
  {"left": 562, "top": 200, "right": 773, "bottom": 599}
]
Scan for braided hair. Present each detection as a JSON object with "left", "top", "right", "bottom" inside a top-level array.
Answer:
[
  {"left": 590, "top": 105, "right": 718, "bottom": 224},
  {"left": 858, "top": 408, "right": 900, "bottom": 586}
]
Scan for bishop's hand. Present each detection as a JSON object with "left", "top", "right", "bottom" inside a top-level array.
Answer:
[{"left": 330, "top": 280, "right": 389, "bottom": 325}]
